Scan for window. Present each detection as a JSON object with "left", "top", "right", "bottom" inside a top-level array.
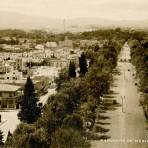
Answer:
[{"left": 9, "top": 92, "right": 15, "bottom": 97}]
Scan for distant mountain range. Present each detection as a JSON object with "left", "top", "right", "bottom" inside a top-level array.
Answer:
[{"left": 0, "top": 11, "right": 148, "bottom": 32}]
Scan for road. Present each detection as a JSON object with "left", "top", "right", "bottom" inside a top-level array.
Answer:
[
  {"left": 39, "top": 88, "right": 56, "bottom": 106},
  {"left": 0, "top": 110, "right": 20, "bottom": 141},
  {"left": 91, "top": 43, "right": 148, "bottom": 148}
]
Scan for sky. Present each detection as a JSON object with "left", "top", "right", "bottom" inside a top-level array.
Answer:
[{"left": 0, "top": 0, "right": 148, "bottom": 20}]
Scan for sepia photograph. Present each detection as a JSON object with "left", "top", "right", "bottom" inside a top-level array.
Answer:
[{"left": 0, "top": 0, "right": 147, "bottom": 147}]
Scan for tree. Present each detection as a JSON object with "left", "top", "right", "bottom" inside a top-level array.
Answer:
[
  {"left": 5, "top": 130, "right": 13, "bottom": 147},
  {"left": 51, "top": 128, "right": 90, "bottom": 148},
  {"left": 68, "top": 61, "right": 76, "bottom": 78},
  {"left": 12, "top": 123, "right": 49, "bottom": 148},
  {"left": 0, "top": 130, "right": 4, "bottom": 146},
  {"left": 62, "top": 114, "right": 83, "bottom": 130},
  {"left": 55, "top": 68, "right": 68, "bottom": 91},
  {"left": 79, "top": 52, "right": 88, "bottom": 75},
  {"left": 18, "top": 77, "right": 41, "bottom": 123}
]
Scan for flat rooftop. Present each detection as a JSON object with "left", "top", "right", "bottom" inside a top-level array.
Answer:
[{"left": 0, "top": 84, "right": 21, "bottom": 92}]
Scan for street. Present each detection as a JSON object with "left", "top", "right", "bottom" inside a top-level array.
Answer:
[
  {"left": 39, "top": 88, "right": 56, "bottom": 106},
  {"left": 0, "top": 110, "right": 19, "bottom": 141},
  {"left": 91, "top": 43, "right": 148, "bottom": 148}
]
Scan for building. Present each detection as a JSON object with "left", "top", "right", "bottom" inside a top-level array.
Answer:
[
  {"left": 119, "top": 42, "right": 131, "bottom": 62},
  {"left": 4, "top": 69, "right": 23, "bottom": 80},
  {"left": 1, "top": 37, "right": 11, "bottom": 41},
  {"left": 59, "top": 36, "right": 73, "bottom": 48},
  {"left": 0, "top": 84, "right": 22, "bottom": 108},
  {"left": 45, "top": 42, "right": 57, "bottom": 49},
  {"left": 35, "top": 44, "right": 44, "bottom": 50},
  {"left": 15, "top": 58, "right": 26, "bottom": 71},
  {"left": 49, "top": 58, "right": 69, "bottom": 69},
  {"left": 0, "top": 60, "right": 7, "bottom": 74},
  {"left": 80, "top": 40, "right": 104, "bottom": 48},
  {"left": 67, "top": 54, "right": 80, "bottom": 66},
  {"left": 31, "top": 66, "right": 59, "bottom": 80}
]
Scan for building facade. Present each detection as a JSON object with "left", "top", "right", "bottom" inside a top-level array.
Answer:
[{"left": 0, "top": 84, "right": 22, "bottom": 108}]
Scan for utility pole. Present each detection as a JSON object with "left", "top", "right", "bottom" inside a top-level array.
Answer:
[{"left": 121, "top": 96, "right": 125, "bottom": 113}]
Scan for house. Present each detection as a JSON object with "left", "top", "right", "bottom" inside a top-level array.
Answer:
[
  {"left": 45, "top": 42, "right": 57, "bottom": 49},
  {"left": 2, "top": 44, "right": 13, "bottom": 50},
  {"left": 53, "top": 48, "right": 69, "bottom": 59},
  {"left": 4, "top": 69, "right": 23, "bottom": 80},
  {"left": 35, "top": 44, "right": 44, "bottom": 50},
  {"left": 32, "top": 66, "right": 59, "bottom": 80},
  {"left": 21, "top": 43, "right": 32, "bottom": 49},
  {"left": 49, "top": 58, "right": 69, "bottom": 69},
  {"left": 59, "top": 36, "right": 73, "bottom": 48},
  {"left": 80, "top": 40, "right": 103, "bottom": 48},
  {"left": 0, "top": 84, "right": 22, "bottom": 108},
  {"left": 67, "top": 54, "right": 80, "bottom": 66},
  {"left": 19, "top": 38, "right": 29, "bottom": 44},
  {"left": 1, "top": 37, "right": 11, "bottom": 41}
]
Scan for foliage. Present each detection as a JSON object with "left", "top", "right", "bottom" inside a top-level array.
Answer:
[
  {"left": 18, "top": 77, "right": 41, "bottom": 123},
  {"left": 5, "top": 131, "right": 13, "bottom": 147},
  {"left": 68, "top": 61, "right": 76, "bottom": 78},
  {"left": 0, "top": 130, "right": 4, "bottom": 146},
  {"left": 55, "top": 68, "right": 69, "bottom": 91},
  {"left": 12, "top": 123, "right": 49, "bottom": 148},
  {"left": 62, "top": 113, "right": 83, "bottom": 130},
  {"left": 130, "top": 39, "right": 148, "bottom": 94},
  {"left": 129, "top": 37, "right": 148, "bottom": 119},
  {"left": 51, "top": 128, "right": 90, "bottom": 148},
  {"left": 79, "top": 52, "right": 88, "bottom": 75}
]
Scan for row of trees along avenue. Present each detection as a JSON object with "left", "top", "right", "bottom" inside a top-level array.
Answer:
[{"left": 129, "top": 36, "right": 148, "bottom": 120}]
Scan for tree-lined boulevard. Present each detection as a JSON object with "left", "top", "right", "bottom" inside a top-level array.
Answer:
[{"left": 91, "top": 43, "right": 148, "bottom": 148}]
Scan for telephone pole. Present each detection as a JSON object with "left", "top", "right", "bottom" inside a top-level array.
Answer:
[{"left": 121, "top": 96, "right": 125, "bottom": 113}]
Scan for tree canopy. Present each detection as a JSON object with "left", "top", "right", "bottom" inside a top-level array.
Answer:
[{"left": 18, "top": 77, "right": 41, "bottom": 123}]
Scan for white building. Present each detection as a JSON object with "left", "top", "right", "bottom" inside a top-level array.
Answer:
[
  {"left": 35, "top": 44, "right": 44, "bottom": 50},
  {"left": 45, "top": 42, "right": 57, "bottom": 49},
  {"left": 32, "top": 66, "right": 59, "bottom": 79},
  {"left": 4, "top": 69, "right": 23, "bottom": 80},
  {"left": 119, "top": 42, "right": 131, "bottom": 62}
]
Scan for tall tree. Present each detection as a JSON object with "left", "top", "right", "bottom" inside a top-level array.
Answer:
[
  {"left": 79, "top": 52, "right": 88, "bottom": 75},
  {"left": 68, "top": 61, "right": 76, "bottom": 78},
  {"left": 11, "top": 123, "right": 49, "bottom": 148},
  {"left": 18, "top": 77, "right": 41, "bottom": 123},
  {"left": 51, "top": 128, "right": 90, "bottom": 148},
  {"left": 0, "top": 130, "right": 4, "bottom": 146},
  {"left": 55, "top": 68, "right": 68, "bottom": 91}
]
